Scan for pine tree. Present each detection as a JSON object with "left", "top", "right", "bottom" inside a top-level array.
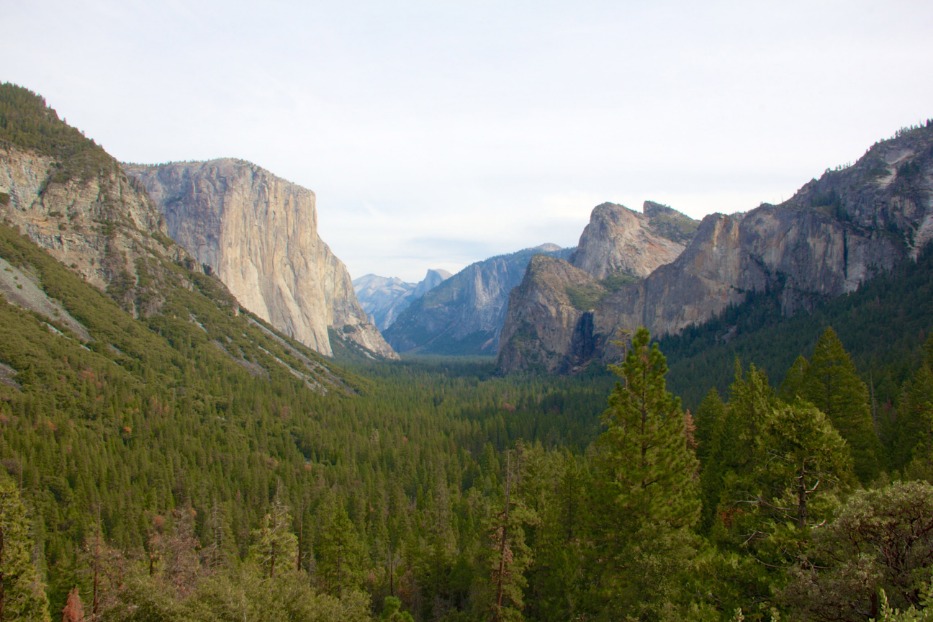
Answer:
[
  {"left": 0, "top": 473, "right": 51, "bottom": 622},
  {"left": 592, "top": 327, "right": 701, "bottom": 532},
  {"left": 518, "top": 446, "right": 587, "bottom": 622},
  {"left": 587, "top": 327, "right": 702, "bottom": 618},
  {"left": 315, "top": 496, "right": 364, "bottom": 598},
  {"left": 695, "top": 388, "right": 727, "bottom": 532},
  {"left": 156, "top": 506, "right": 201, "bottom": 596},
  {"left": 779, "top": 355, "right": 810, "bottom": 403},
  {"left": 901, "top": 362, "right": 933, "bottom": 482},
  {"left": 484, "top": 450, "right": 536, "bottom": 622},
  {"left": 249, "top": 496, "right": 297, "bottom": 580},
  {"left": 710, "top": 364, "right": 855, "bottom": 620},
  {"left": 79, "top": 523, "right": 126, "bottom": 619},
  {"left": 803, "top": 327, "right": 881, "bottom": 482},
  {"left": 753, "top": 401, "right": 853, "bottom": 530},
  {"left": 380, "top": 595, "right": 414, "bottom": 621}
]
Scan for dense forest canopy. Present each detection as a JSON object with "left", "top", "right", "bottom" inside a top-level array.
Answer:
[{"left": 2, "top": 229, "right": 931, "bottom": 620}]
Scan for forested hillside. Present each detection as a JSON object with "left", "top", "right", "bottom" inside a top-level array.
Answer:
[
  {"left": 2, "top": 217, "right": 931, "bottom": 621},
  {"left": 662, "top": 242, "right": 933, "bottom": 409}
]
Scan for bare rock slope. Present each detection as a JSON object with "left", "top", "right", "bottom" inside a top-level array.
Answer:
[
  {"left": 498, "top": 201, "right": 698, "bottom": 372},
  {"left": 571, "top": 201, "right": 694, "bottom": 279},
  {"left": 0, "top": 144, "right": 177, "bottom": 317}
]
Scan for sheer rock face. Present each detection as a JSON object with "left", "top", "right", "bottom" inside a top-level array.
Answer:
[
  {"left": 570, "top": 202, "right": 690, "bottom": 279},
  {"left": 498, "top": 124, "right": 933, "bottom": 374},
  {"left": 0, "top": 145, "right": 174, "bottom": 314},
  {"left": 497, "top": 201, "right": 698, "bottom": 373},
  {"left": 124, "top": 159, "right": 396, "bottom": 359},
  {"left": 497, "top": 255, "right": 602, "bottom": 373}
]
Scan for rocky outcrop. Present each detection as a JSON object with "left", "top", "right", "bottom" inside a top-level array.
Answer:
[
  {"left": 0, "top": 144, "right": 177, "bottom": 315},
  {"left": 496, "top": 255, "right": 604, "bottom": 373},
  {"left": 570, "top": 202, "right": 693, "bottom": 279},
  {"left": 497, "top": 123, "right": 933, "bottom": 373},
  {"left": 385, "top": 244, "right": 571, "bottom": 356},
  {"left": 124, "top": 160, "right": 397, "bottom": 359},
  {"left": 497, "top": 201, "right": 698, "bottom": 372},
  {"left": 354, "top": 268, "right": 451, "bottom": 331}
]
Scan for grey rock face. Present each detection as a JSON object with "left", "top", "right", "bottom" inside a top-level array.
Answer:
[
  {"left": 497, "top": 123, "right": 933, "bottom": 373},
  {"left": 384, "top": 244, "right": 571, "bottom": 356},
  {"left": 497, "top": 255, "right": 603, "bottom": 373},
  {"left": 353, "top": 269, "right": 451, "bottom": 331},
  {"left": 125, "top": 160, "right": 397, "bottom": 359},
  {"left": 570, "top": 202, "right": 692, "bottom": 279},
  {"left": 0, "top": 144, "right": 175, "bottom": 315}
]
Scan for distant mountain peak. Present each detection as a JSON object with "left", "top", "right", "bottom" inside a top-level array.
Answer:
[
  {"left": 384, "top": 245, "right": 572, "bottom": 356},
  {"left": 570, "top": 201, "right": 697, "bottom": 280},
  {"left": 353, "top": 269, "right": 452, "bottom": 331}
]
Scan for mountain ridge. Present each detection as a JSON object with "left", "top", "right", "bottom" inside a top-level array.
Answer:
[{"left": 497, "top": 121, "right": 933, "bottom": 373}]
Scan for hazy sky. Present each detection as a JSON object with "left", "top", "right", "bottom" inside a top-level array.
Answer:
[{"left": 4, "top": 1, "right": 932, "bottom": 281}]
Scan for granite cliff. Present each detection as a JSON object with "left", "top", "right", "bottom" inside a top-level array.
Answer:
[
  {"left": 498, "top": 123, "right": 933, "bottom": 373},
  {"left": 497, "top": 201, "right": 698, "bottom": 372},
  {"left": 124, "top": 160, "right": 396, "bottom": 359},
  {"left": 384, "top": 244, "right": 572, "bottom": 356},
  {"left": 571, "top": 201, "right": 696, "bottom": 279},
  {"left": 0, "top": 90, "right": 179, "bottom": 316},
  {"left": 354, "top": 268, "right": 451, "bottom": 331}
]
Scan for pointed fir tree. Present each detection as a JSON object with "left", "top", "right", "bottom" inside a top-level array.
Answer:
[
  {"left": 249, "top": 495, "right": 297, "bottom": 580},
  {"left": 803, "top": 327, "right": 881, "bottom": 482},
  {"left": 900, "top": 362, "right": 933, "bottom": 482},
  {"left": 779, "top": 355, "right": 810, "bottom": 403},
  {"left": 315, "top": 495, "right": 364, "bottom": 598},
  {"left": 592, "top": 327, "right": 701, "bottom": 532},
  {"left": 520, "top": 448, "right": 587, "bottom": 622},
  {"left": 587, "top": 327, "right": 702, "bottom": 618},
  {"left": 695, "top": 387, "right": 727, "bottom": 532},
  {"left": 483, "top": 449, "right": 537, "bottom": 622}
]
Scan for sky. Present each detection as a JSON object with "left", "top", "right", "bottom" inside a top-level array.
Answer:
[{"left": 3, "top": 1, "right": 932, "bottom": 282}]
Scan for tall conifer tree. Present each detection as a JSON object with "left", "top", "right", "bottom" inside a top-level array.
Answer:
[
  {"left": 588, "top": 327, "right": 701, "bottom": 618},
  {"left": 803, "top": 327, "right": 881, "bottom": 482}
]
